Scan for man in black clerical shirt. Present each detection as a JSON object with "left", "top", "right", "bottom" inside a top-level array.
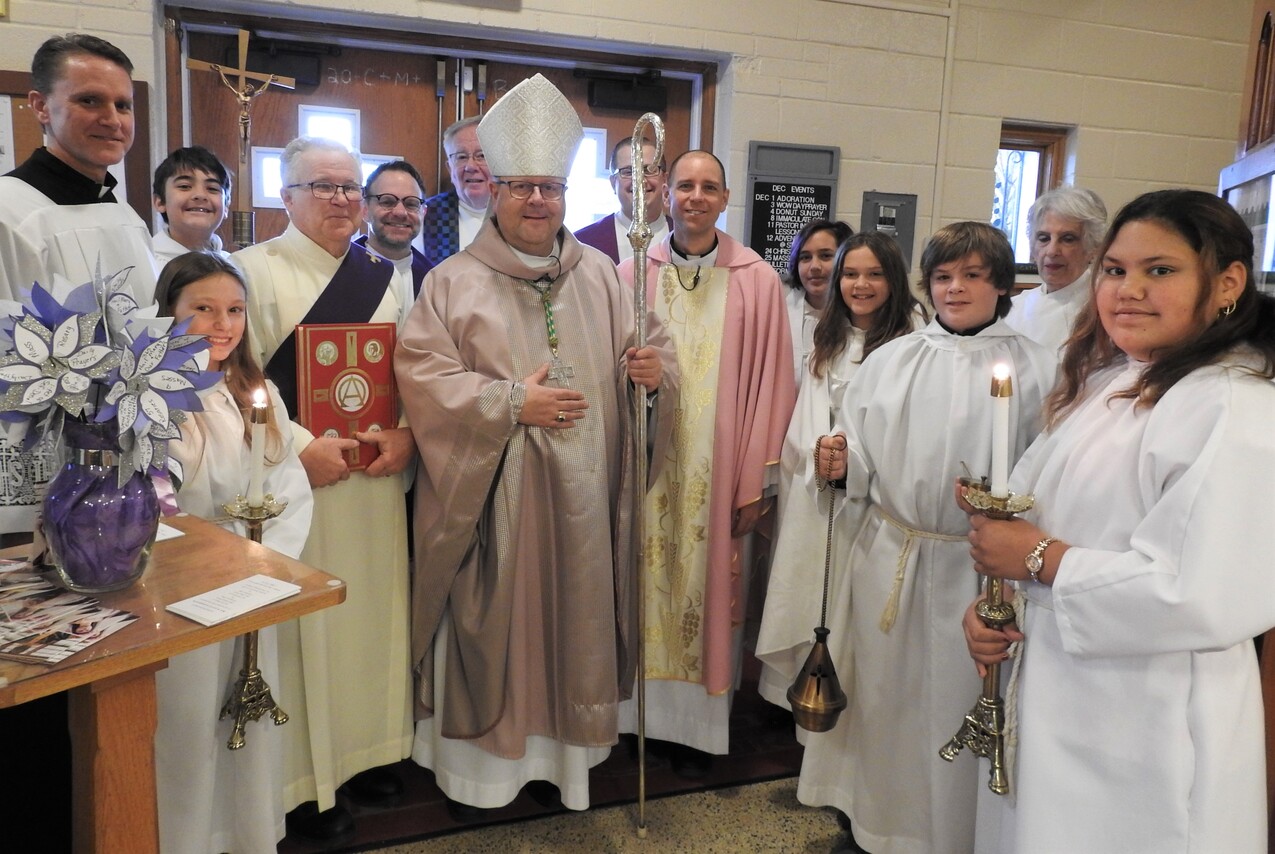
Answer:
[
  {"left": 0, "top": 32, "right": 159, "bottom": 854},
  {"left": 0, "top": 33, "right": 157, "bottom": 310}
]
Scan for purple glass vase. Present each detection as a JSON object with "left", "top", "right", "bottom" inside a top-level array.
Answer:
[{"left": 41, "top": 419, "right": 159, "bottom": 593}]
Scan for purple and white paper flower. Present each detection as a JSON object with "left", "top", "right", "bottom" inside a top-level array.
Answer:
[{"left": 0, "top": 263, "right": 221, "bottom": 482}]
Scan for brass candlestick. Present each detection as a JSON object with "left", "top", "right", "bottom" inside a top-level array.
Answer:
[
  {"left": 938, "top": 480, "right": 1032, "bottom": 795},
  {"left": 219, "top": 494, "right": 288, "bottom": 750}
]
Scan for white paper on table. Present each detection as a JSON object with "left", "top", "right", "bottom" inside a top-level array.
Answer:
[
  {"left": 165, "top": 574, "right": 301, "bottom": 627},
  {"left": 155, "top": 523, "right": 184, "bottom": 542}
]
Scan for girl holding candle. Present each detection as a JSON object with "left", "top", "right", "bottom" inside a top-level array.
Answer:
[
  {"left": 152, "top": 251, "right": 314, "bottom": 854},
  {"left": 962, "top": 190, "right": 1275, "bottom": 853},
  {"left": 813, "top": 222, "right": 1056, "bottom": 854}
]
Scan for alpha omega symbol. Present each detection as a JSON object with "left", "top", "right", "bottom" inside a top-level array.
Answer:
[{"left": 333, "top": 369, "right": 373, "bottom": 416}]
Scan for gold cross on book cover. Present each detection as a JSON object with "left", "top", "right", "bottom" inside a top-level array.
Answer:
[{"left": 295, "top": 323, "right": 397, "bottom": 471}]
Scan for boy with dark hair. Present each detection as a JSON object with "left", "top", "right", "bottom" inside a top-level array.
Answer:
[{"left": 152, "top": 146, "right": 232, "bottom": 265}]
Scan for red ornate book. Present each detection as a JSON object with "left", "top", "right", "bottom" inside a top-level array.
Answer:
[{"left": 295, "top": 322, "right": 397, "bottom": 472}]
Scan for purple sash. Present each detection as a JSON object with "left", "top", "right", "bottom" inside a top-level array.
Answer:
[{"left": 265, "top": 243, "right": 395, "bottom": 418}]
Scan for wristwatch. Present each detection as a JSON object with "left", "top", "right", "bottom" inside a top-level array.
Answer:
[{"left": 1025, "top": 537, "right": 1058, "bottom": 584}]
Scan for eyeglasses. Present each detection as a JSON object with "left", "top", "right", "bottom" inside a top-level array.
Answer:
[
  {"left": 611, "top": 164, "right": 664, "bottom": 179},
  {"left": 495, "top": 180, "right": 566, "bottom": 201},
  {"left": 446, "top": 151, "right": 487, "bottom": 167},
  {"left": 366, "top": 192, "right": 425, "bottom": 213},
  {"left": 287, "top": 181, "right": 364, "bottom": 201}
]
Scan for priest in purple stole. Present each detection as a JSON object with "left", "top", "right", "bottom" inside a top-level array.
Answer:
[{"left": 235, "top": 136, "right": 417, "bottom": 841}]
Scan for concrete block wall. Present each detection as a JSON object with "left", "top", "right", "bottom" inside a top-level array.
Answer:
[
  {"left": 0, "top": 0, "right": 1252, "bottom": 257},
  {"left": 948, "top": 0, "right": 1250, "bottom": 232}
]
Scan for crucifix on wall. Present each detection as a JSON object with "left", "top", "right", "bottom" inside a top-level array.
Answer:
[{"left": 186, "top": 29, "right": 295, "bottom": 248}]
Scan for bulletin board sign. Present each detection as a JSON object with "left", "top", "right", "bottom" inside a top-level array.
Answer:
[{"left": 744, "top": 141, "right": 839, "bottom": 275}]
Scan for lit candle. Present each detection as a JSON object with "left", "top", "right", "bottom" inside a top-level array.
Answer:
[
  {"left": 990, "top": 363, "right": 1012, "bottom": 499},
  {"left": 247, "top": 387, "right": 267, "bottom": 508}
]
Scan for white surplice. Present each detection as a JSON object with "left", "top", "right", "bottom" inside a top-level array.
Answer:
[
  {"left": 0, "top": 177, "right": 159, "bottom": 533},
  {"left": 0, "top": 176, "right": 158, "bottom": 305},
  {"left": 784, "top": 285, "right": 822, "bottom": 389},
  {"left": 155, "top": 381, "right": 313, "bottom": 854},
  {"left": 1004, "top": 272, "right": 1089, "bottom": 353},
  {"left": 804, "top": 319, "right": 1056, "bottom": 854},
  {"left": 757, "top": 328, "right": 866, "bottom": 708},
  {"left": 152, "top": 227, "right": 230, "bottom": 269},
  {"left": 975, "top": 355, "right": 1275, "bottom": 854}
]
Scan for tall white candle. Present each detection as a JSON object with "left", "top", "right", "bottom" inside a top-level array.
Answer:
[
  {"left": 990, "top": 363, "right": 1012, "bottom": 499},
  {"left": 247, "top": 387, "right": 268, "bottom": 507}
]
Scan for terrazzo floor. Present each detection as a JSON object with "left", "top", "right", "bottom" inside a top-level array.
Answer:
[
  {"left": 280, "top": 655, "right": 817, "bottom": 854},
  {"left": 367, "top": 777, "right": 848, "bottom": 853}
]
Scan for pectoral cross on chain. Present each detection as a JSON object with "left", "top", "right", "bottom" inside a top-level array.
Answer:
[
  {"left": 526, "top": 279, "right": 574, "bottom": 386},
  {"left": 547, "top": 356, "right": 574, "bottom": 385}
]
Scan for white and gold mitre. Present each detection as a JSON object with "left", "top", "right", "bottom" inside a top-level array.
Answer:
[{"left": 477, "top": 73, "right": 583, "bottom": 179}]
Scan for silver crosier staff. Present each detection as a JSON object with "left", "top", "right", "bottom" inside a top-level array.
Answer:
[{"left": 625, "top": 112, "right": 664, "bottom": 839}]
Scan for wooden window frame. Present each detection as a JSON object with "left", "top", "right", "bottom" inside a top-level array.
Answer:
[
  {"left": 999, "top": 122, "right": 1068, "bottom": 275},
  {"left": 1000, "top": 123, "right": 1067, "bottom": 194}
]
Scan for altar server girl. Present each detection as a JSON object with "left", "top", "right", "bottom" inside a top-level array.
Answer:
[
  {"left": 152, "top": 251, "right": 314, "bottom": 854},
  {"left": 962, "top": 189, "right": 1275, "bottom": 854},
  {"left": 783, "top": 218, "right": 854, "bottom": 385},
  {"left": 758, "top": 230, "right": 925, "bottom": 707},
  {"left": 814, "top": 222, "right": 1057, "bottom": 854}
]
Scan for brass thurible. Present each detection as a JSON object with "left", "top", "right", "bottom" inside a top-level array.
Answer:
[
  {"left": 219, "top": 494, "right": 290, "bottom": 749},
  {"left": 787, "top": 436, "right": 849, "bottom": 734},
  {"left": 938, "top": 480, "right": 1033, "bottom": 795}
]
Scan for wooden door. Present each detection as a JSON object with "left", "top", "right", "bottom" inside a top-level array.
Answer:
[{"left": 174, "top": 24, "right": 705, "bottom": 249}]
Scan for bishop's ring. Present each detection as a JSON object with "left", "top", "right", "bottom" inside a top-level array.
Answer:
[{"left": 556, "top": 411, "right": 566, "bottom": 423}]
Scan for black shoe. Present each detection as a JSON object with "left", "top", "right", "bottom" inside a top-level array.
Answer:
[
  {"left": 340, "top": 766, "right": 404, "bottom": 808},
  {"left": 668, "top": 744, "right": 714, "bottom": 779},
  {"left": 620, "top": 732, "right": 641, "bottom": 761},
  {"left": 524, "top": 780, "right": 563, "bottom": 810},
  {"left": 830, "top": 818, "right": 871, "bottom": 854},
  {"left": 445, "top": 797, "right": 492, "bottom": 823},
  {"left": 286, "top": 801, "right": 355, "bottom": 843}
]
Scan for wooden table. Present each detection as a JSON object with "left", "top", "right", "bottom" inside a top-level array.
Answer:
[{"left": 0, "top": 513, "right": 347, "bottom": 853}]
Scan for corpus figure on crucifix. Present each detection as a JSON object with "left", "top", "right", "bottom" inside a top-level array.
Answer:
[{"left": 186, "top": 29, "right": 295, "bottom": 246}]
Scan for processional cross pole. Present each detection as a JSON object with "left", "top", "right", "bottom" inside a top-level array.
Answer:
[{"left": 186, "top": 29, "right": 295, "bottom": 248}]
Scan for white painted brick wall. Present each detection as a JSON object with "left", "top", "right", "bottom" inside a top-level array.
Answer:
[{"left": 0, "top": 0, "right": 1251, "bottom": 254}]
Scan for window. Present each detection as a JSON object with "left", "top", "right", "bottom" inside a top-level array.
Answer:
[
  {"left": 252, "top": 147, "right": 286, "bottom": 209},
  {"left": 360, "top": 154, "right": 402, "bottom": 184},
  {"left": 299, "top": 105, "right": 360, "bottom": 152},
  {"left": 992, "top": 124, "right": 1068, "bottom": 264},
  {"left": 563, "top": 128, "right": 616, "bottom": 233}
]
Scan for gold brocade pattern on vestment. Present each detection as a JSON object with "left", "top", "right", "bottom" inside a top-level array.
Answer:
[{"left": 643, "top": 264, "right": 727, "bottom": 681}]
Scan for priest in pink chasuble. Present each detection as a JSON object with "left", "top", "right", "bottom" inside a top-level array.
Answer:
[
  {"left": 395, "top": 74, "right": 678, "bottom": 812},
  {"left": 617, "top": 150, "right": 796, "bottom": 770}
]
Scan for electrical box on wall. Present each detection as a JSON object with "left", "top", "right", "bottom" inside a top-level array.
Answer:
[
  {"left": 745, "top": 141, "right": 840, "bottom": 275},
  {"left": 860, "top": 191, "right": 917, "bottom": 268}
]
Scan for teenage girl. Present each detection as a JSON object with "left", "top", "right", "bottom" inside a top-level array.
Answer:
[
  {"left": 962, "top": 189, "right": 1275, "bottom": 853},
  {"left": 758, "top": 230, "right": 926, "bottom": 706}
]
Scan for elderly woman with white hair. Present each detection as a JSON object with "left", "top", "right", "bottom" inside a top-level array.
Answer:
[{"left": 1006, "top": 185, "right": 1107, "bottom": 352}]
